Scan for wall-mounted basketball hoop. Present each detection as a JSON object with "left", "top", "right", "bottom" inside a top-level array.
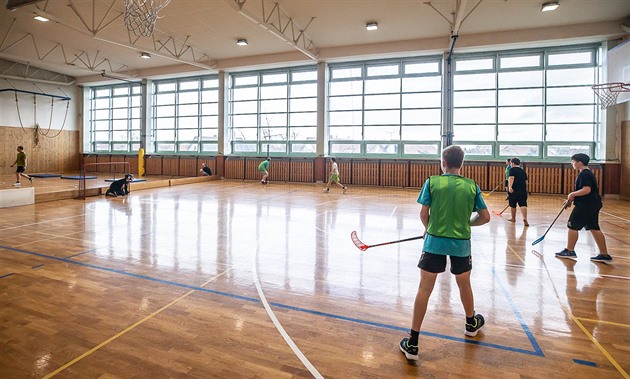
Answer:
[
  {"left": 124, "top": 0, "right": 171, "bottom": 37},
  {"left": 591, "top": 82, "right": 630, "bottom": 110}
]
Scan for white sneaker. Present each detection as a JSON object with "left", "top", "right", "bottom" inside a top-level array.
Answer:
[
  {"left": 343, "top": 186, "right": 347, "bottom": 194},
  {"left": 323, "top": 188, "right": 329, "bottom": 192},
  {"left": 13, "top": 182, "right": 21, "bottom": 186}
]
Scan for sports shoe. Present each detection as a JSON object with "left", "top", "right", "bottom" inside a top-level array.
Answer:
[
  {"left": 323, "top": 188, "right": 329, "bottom": 192},
  {"left": 13, "top": 182, "right": 21, "bottom": 186},
  {"left": 399, "top": 338, "right": 419, "bottom": 360},
  {"left": 465, "top": 314, "right": 485, "bottom": 337},
  {"left": 28, "top": 177, "right": 33, "bottom": 183},
  {"left": 590, "top": 254, "right": 613, "bottom": 264},
  {"left": 343, "top": 186, "right": 347, "bottom": 194},
  {"left": 555, "top": 248, "right": 577, "bottom": 260}
]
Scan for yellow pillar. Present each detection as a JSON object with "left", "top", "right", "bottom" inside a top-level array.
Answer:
[{"left": 138, "top": 148, "right": 145, "bottom": 177}]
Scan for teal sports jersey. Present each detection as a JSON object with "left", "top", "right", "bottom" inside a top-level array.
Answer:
[{"left": 417, "top": 174, "right": 487, "bottom": 257}]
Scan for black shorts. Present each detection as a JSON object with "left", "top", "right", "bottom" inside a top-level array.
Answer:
[
  {"left": 417, "top": 252, "right": 472, "bottom": 275},
  {"left": 508, "top": 192, "right": 527, "bottom": 207},
  {"left": 567, "top": 203, "right": 601, "bottom": 231},
  {"left": 16, "top": 166, "right": 25, "bottom": 173}
]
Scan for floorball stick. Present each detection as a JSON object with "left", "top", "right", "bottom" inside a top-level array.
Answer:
[
  {"left": 351, "top": 231, "right": 424, "bottom": 251},
  {"left": 531, "top": 202, "right": 568, "bottom": 246}
]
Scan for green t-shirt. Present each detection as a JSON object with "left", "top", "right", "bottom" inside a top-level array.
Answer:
[
  {"left": 258, "top": 160, "right": 269, "bottom": 171},
  {"left": 16, "top": 152, "right": 26, "bottom": 166}
]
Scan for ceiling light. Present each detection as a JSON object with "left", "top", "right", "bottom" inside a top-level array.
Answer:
[
  {"left": 140, "top": 52, "right": 151, "bottom": 59},
  {"left": 236, "top": 39, "right": 248, "bottom": 46},
  {"left": 33, "top": 15, "right": 49, "bottom": 22},
  {"left": 366, "top": 22, "right": 378, "bottom": 31},
  {"left": 541, "top": 1, "right": 559, "bottom": 12}
]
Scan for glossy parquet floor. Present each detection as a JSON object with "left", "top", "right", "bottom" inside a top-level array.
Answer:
[{"left": 1, "top": 180, "right": 629, "bottom": 378}]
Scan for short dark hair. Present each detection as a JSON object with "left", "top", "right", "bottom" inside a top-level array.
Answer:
[
  {"left": 506, "top": 159, "right": 511, "bottom": 163},
  {"left": 124, "top": 174, "right": 133, "bottom": 180},
  {"left": 442, "top": 145, "right": 465, "bottom": 169},
  {"left": 571, "top": 153, "right": 590, "bottom": 166},
  {"left": 331, "top": 157, "right": 336, "bottom": 162},
  {"left": 511, "top": 157, "right": 521, "bottom": 165},
  {"left": 17, "top": 145, "right": 23, "bottom": 150}
]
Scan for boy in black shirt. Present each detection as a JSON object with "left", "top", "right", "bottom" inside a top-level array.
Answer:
[
  {"left": 106, "top": 174, "right": 133, "bottom": 197},
  {"left": 555, "top": 153, "right": 612, "bottom": 263},
  {"left": 200, "top": 163, "right": 212, "bottom": 176},
  {"left": 507, "top": 157, "right": 528, "bottom": 226}
]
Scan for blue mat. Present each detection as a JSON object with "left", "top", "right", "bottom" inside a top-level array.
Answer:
[
  {"left": 61, "top": 175, "right": 97, "bottom": 180},
  {"left": 104, "top": 178, "right": 147, "bottom": 182},
  {"left": 30, "top": 173, "right": 62, "bottom": 178}
]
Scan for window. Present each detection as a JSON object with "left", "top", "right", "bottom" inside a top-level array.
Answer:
[
  {"left": 152, "top": 76, "right": 219, "bottom": 153},
  {"left": 229, "top": 67, "right": 317, "bottom": 155},
  {"left": 452, "top": 46, "right": 598, "bottom": 159},
  {"left": 89, "top": 84, "right": 142, "bottom": 153},
  {"left": 328, "top": 57, "right": 442, "bottom": 157}
]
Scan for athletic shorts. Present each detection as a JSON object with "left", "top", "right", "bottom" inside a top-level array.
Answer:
[
  {"left": 16, "top": 166, "right": 25, "bottom": 173},
  {"left": 508, "top": 192, "right": 527, "bottom": 207},
  {"left": 329, "top": 173, "right": 339, "bottom": 183},
  {"left": 417, "top": 251, "right": 472, "bottom": 275},
  {"left": 567, "top": 203, "right": 602, "bottom": 231}
]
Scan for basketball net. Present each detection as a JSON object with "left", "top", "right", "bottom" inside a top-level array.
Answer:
[
  {"left": 124, "top": 0, "right": 171, "bottom": 37},
  {"left": 591, "top": 82, "right": 630, "bottom": 110}
]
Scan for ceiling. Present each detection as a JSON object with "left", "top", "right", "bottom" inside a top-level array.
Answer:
[{"left": 0, "top": 0, "right": 628, "bottom": 85}]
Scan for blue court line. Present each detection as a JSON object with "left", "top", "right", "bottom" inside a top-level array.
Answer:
[
  {"left": 0, "top": 245, "right": 542, "bottom": 356},
  {"left": 492, "top": 267, "right": 544, "bottom": 356},
  {"left": 32, "top": 264, "right": 44, "bottom": 269},
  {"left": 573, "top": 358, "right": 597, "bottom": 367},
  {"left": 1, "top": 273, "right": 13, "bottom": 279}
]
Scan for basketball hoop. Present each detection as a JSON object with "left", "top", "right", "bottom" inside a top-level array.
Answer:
[
  {"left": 591, "top": 82, "right": 630, "bottom": 110},
  {"left": 124, "top": 0, "right": 171, "bottom": 37}
]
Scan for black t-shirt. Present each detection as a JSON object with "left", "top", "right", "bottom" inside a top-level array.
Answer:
[
  {"left": 202, "top": 166, "right": 212, "bottom": 175},
  {"left": 573, "top": 169, "right": 601, "bottom": 206},
  {"left": 109, "top": 178, "right": 128, "bottom": 192},
  {"left": 509, "top": 166, "right": 527, "bottom": 193}
]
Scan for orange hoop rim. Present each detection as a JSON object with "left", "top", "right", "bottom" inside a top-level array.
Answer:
[{"left": 591, "top": 82, "right": 630, "bottom": 92}]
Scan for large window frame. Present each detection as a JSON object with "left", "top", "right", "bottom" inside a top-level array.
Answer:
[
  {"left": 228, "top": 66, "right": 318, "bottom": 156},
  {"left": 89, "top": 84, "right": 142, "bottom": 153},
  {"left": 152, "top": 75, "right": 219, "bottom": 154},
  {"left": 452, "top": 44, "right": 599, "bottom": 160},
  {"left": 328, "top": 57, "right": 443, "bottom": 158}
]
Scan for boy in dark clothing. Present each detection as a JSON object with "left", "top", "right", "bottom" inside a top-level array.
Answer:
[
  {"left": 507, "top": 157, "right": 528, "bottom": 226},
  {"left": 106, "top": 174, "right": 133, "bottom": 197},
  {"left": 10, "top": 145, "right": 33, "bottom": 186},
  {"left": 200, "top": 163, "right": 212, "bottom": 176},
  {"left": 555, "top": 153, "right": 612, "bottom": 263}
]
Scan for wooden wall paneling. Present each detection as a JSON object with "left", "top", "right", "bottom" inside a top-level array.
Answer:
[
  {"left": 380, "top": 160, "right": 408, "bottom": 187},
  {"left": 245, "top": 158, "right": 262, "bottom": 180},
  {"left": 145, "top": 155, "right": 162, "bottom": 175},
  {"left": 563, "top": 165, "right": 602, "bottom": 195},
  {"left": 527, "top": 165, "right": 562, "bottom": 194},
  {"left": 83, "top": 155, "right": 98, "bottom": 172},
  {"left": 110, "top": 155, "right": 126, "bottom": 174},
  {"left": 178, "top": 157, "right": 197, "bottom": 177},
  {"left": 351, "top": 160, "right": 378, "bottom": 185},
  {"left": 268, "top": 159, "right": 289, "bottom": 182},
  {"left": 409, "top": 161, "right": 440, "bottom": 187},
  {"left": 96, "top": 155, "right": 111, "bottom": 172},
  {"left": 488, "top": 163, "right": 507, "bottom": 192},
  {"left": 224, "top": 157, "right": 244, "bottom": 179},
  {"left": 124, "top": 155, "right": 139, "bottom": 175},
  {"left": 461, "top": 163, "right": 487, "bottom": 188},
  {"left": 602, "top": 163, "right": 620, "bottom": 195},
  {"left": 592, "top": 165, "right": 603, "bottom": 195},
  {"left": 289, "top": 159, "right": 313, "bottom": 182},
  {"left": 161, "top": 156, "right": 180, "bottom": 176}
]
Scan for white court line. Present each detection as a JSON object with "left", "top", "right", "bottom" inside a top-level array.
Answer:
[
  {"left": 503, "top": 262, "right": 630, "bottom": 281},
  {"left": 252, "top": 246, "right": 324, "bottom": 379}
]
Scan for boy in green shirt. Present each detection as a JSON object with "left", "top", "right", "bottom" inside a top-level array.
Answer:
[
  {"left": 258, "top": 158, "right": 270, "bottom": 184},
  {"left": 10, "top": 145, "right": 33, "bottom": 186},
  {"left": 399, "top": 145, "right": 490, "bottom": 361}
]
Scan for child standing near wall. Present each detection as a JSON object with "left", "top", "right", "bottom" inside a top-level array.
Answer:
[{"left": 10, "top": 145, "right": 33, "bottom": 186}]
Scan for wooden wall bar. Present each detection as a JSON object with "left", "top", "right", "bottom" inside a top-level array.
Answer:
[{"left": 82, "top": 155, "right": 621, "bottom": 196}]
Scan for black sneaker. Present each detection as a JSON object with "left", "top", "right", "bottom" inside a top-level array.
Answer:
[
  {"left": 590, "top": 254, "right": 613, "bottom": 264},
  {"left": 465, "top": 314, "right": 485, "bottom": 337},
  {"left": 28, "top": 177, "right": 33, "bottom": 183},
  {"left": 555, "top": 248, "right": 577, "bottom": 260},
  {"left": 399, "top": 337, "right": 418, "bottom": 360}
]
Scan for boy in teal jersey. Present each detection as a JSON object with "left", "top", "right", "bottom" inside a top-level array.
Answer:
[
  {"left": 258, "top": 158, "right": 270, "bottom": 184},
  {"left": 399, "top": 145, "right": 490, "bottom": 361}
]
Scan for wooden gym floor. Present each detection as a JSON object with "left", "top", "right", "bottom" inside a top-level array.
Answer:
[{"left": 0, "top": 180, "right": 629, "bottom": 378}]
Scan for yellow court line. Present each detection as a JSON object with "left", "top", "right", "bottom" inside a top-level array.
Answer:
[
  {"left": 575, "top": 317, "right": 630, "bottom": 329},
  {"left": 506, "top": 244, "right": 629, "bottom": 378},
  {"left": 43, "top": 270, "right": 233, "bottom": 378}
]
